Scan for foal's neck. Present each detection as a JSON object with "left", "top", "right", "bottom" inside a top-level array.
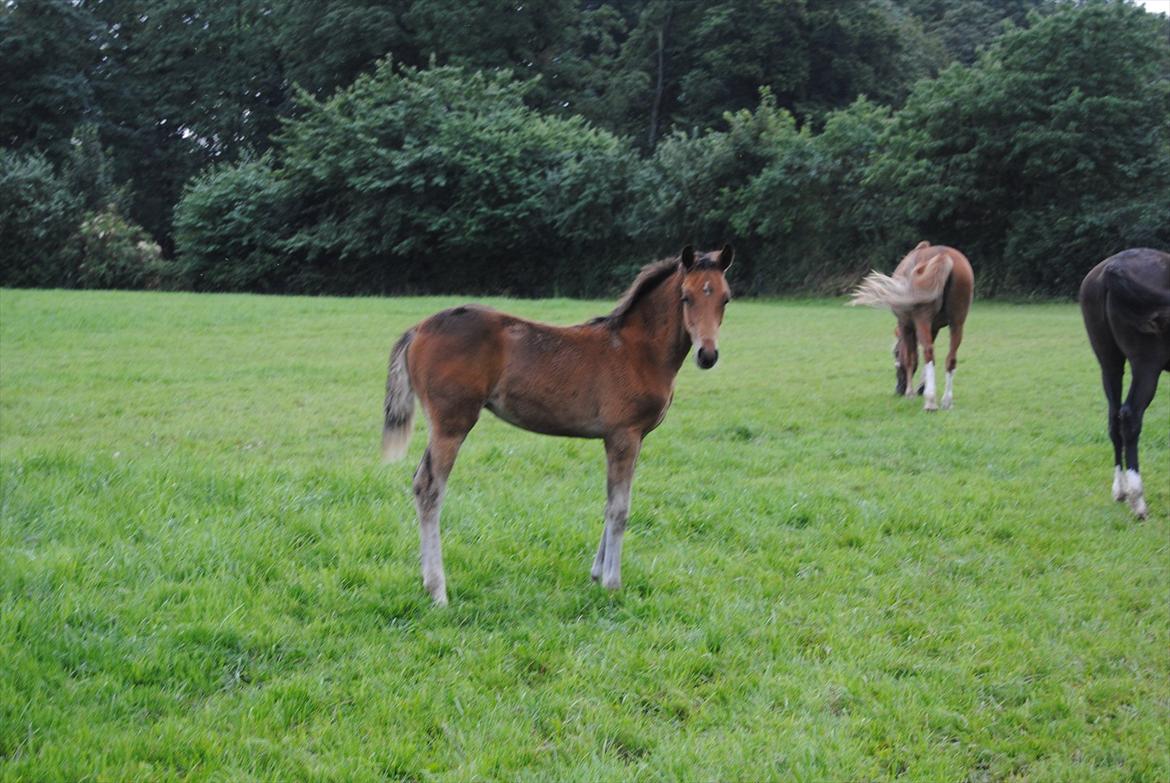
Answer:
[{"left": 621, "top": 268, "right": 691, "bottom": 372}]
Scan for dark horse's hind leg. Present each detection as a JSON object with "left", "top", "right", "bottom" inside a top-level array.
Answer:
[
  {"left": 1118, "top": 363, "right": 1161, "bottom": 519},
  {"left": 1084, "top": 312, "right": 1128, "bottom": 505},
  {"left": 1101, "top": 360, "right": 1126, "bottom": 503}
]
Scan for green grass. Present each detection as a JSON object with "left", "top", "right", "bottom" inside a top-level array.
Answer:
[{"left": 1, "top": 288, "right": 1167, "bottom": 782}]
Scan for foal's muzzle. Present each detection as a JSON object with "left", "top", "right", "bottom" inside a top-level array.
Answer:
[{"left": 696, "top": 346, "right": 719, "bottom": 369}]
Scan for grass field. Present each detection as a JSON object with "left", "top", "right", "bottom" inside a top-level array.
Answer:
[{"left": 1, "top": 288, "right": 1167, "bottom": 782}]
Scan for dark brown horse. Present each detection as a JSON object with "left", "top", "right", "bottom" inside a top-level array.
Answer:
[
  {"left": 383, "top": 246, "right": 734, "bottom": 604},
  {"left": 1080, "top": 248, "right": 1170, "bottom": 520},
  {"left": 850, "top": 241, "right": 975, "bottom": 411}
]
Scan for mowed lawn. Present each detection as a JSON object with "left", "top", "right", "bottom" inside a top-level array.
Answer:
[{"left": 1, "top": 288, "right": 1167, "bottom": 782}]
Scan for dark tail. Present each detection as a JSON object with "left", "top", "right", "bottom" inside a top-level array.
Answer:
[
  {"left": 1104, "top": 262, "right": 1170, "bottom": 335},
  {"left": 382, "top": 329, "right": 416, "bottom": 462}
]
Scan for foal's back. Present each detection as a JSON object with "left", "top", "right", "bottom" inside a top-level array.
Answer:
[{"left": 406, "top": 304, "right": 624, "bottom": 438}]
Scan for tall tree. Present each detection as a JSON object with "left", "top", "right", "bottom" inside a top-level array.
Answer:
[
  {"left": 0, "top": 0, "right": 107, "bottom": 161},
  {"left": 874, "top": 2, "right": 1170, "bottom": 293}
]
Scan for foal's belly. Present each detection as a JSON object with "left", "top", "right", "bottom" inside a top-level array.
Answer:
[{"left": 484, "top": 395, "right": 606, "bottom": 439}]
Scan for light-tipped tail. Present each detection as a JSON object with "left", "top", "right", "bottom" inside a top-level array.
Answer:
[
  {"left": 849, "top": 269, "right": 917, "bottom": 310},
  {"left": 849, "top": 252, "right": 955, "bottom": 312},
  {"left": 382, "top": 329, "right": 416, "bottom": 462}
]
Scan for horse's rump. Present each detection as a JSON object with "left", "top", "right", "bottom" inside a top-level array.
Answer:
[{"left": 1104, "top": 260, "right": 1170, "bottom": 335}]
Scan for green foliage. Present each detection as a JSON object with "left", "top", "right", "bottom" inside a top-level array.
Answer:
[
  {"left": 172, "top": 158, "right": 290, "bottom": 292},
  {"left": 76, "top": 209, "right": 166, "bottom": 290},
  {"left": 4, "top": 0, "right": 1166, "bottom": 297},
  {"left": 873, "top": 2, "right": 1170, "bottom": 294},
  {"left": 730, "top": 98, "right": 902, "bottom": 291},
  {"left": 0, "top": 150, "right": 82, "bottom": 288},
  {"left": 2, "top": 288, "right": 1167, "bottom": 779},
  {"left": 176, "top": 62, "right": 635, "bottom": 295},
  {"left": 64, "top": 124, "right": 128, "bottom": 214},
  {"left": 0, "top": 0, "right": 105, "bottom": 161}
]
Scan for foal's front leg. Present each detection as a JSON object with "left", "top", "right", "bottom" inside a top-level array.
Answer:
[{"left": 593, "top": 431, "right": 642, "bottom": 591}]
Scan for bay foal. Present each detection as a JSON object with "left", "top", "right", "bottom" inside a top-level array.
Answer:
[
  {"left": 851, "top": 241, "right": 974, "bottom": 411},
  {"left": 1080, "top": 248, "right": 1170, "bottom": 519},
  {"left": 383, "top": 246, "right": 733, "bottom": 604}
]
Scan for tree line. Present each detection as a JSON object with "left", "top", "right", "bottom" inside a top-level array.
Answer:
[{"left": 2, "top": 0, "right": 1167, "bottom": 297}]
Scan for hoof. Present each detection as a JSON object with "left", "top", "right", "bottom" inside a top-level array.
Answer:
[
  {"left": 1112, "top": 468, "right": 1127, "bottom": 502},
  {"left": 1129, "top": 494, "right": 1148, "bottom": 520},
  {"left": 601, "top": 577, "right": 621, "bottom": 591},
  {"left": 940, "top": 395, "right": 953, "bottom": 410},
  {"left": 923, "top": 398, "right": 939, "bottom": 412},
  {"left": 425, "top": 578, "right": 448, "bottom": 606},
  {"left": 590, "top": 569, "right": 602, "bottom": 583}
]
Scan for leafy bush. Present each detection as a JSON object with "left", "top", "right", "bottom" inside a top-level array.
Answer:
[
  {"left": 172, "top": 158, "right": 290, "bottom": 292},
  {"left": 0, "top": 150, "right": 82, "bottom": 287},
  {"left": 76, "top": 208, "right": 166, "bottom": 289},
  {"left": 728, "top": 97, "right": 900, "bottom": 292},
  {"left": 174, "top": 61, "right": 636, "bottom": 296}
]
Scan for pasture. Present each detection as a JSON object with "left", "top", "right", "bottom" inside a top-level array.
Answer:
[{"left": 2, "top": 288, "right": 1167, "bottom": 781}]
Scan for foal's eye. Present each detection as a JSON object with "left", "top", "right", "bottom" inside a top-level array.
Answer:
[{"left": 681, "top": 295, "right": 693, "bottom": 305}]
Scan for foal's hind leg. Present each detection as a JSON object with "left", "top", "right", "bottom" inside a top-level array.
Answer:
[
  {"left": 593, "top": 431, "right": 642, "bottom": 591},
  {"left": 413, "top": 416, "right": 476, "bottom": 605},
  {"left": 1118, "top": 363, "right": 1161, "bottom": 519}
]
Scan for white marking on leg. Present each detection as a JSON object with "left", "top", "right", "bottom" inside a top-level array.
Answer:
[
  {"left": 419, "top": 514, "right": 447, "bottom": 605},
  {"left": 1112, "top": 466, "right": 1127, "bottom": 502},
  {"left": 601, "top": 479, "right": 631, "bottom": 590},
  {"left": 415, "top": 450, "right": 449, "bottom": 606},
  {"left": 1125, "top": 469, "right": 1147, "bottom": 519},
  {"left": 940, "top": 369, "right": 954, "bottom": 409},
  {"left": 591, "top": 523, "right": 608, "bottom": 581},
  {"left": 922, "top": 361, "right": 938, "bottom": 410}
]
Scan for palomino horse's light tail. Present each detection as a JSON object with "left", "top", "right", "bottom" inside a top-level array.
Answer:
[
  {"left": 382, "top": 329, "right": 416, "bottom": 462},
  {"left": 850, "top": 251, "right": 955, "bottom": 312}
]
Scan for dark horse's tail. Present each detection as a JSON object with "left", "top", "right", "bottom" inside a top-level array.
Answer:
[
  {"left": 382, "top": 329, "right": 416, "bottom": 462},
  {"left": 1104, "top": 261, "right": 1170, "bottom": 335}
]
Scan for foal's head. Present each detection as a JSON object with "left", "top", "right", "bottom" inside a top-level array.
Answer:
[{"left": 680, "top": 245, "right": 733, "bottom": 369}]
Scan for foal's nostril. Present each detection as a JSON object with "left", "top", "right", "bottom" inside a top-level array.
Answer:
[{"left": 696, "top": 347, "right": 718, "bottom": 369}]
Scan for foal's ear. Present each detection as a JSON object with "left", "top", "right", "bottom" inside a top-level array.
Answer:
[
  {"left": 680, "top": 245, "right": 695, "bottom": 270},
  {"left": 718, "top": 244, "right": 734, "bottom": 272}
]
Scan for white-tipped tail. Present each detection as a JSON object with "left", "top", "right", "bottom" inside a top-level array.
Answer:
[
  {"left": 849, "top": 252, "right": 955, "bottom": 312},
  {"left": 382, "top": 329, "right": 416, "bottom": 462}
]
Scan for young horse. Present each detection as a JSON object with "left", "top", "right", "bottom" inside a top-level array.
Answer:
[
  {"left": 850, "top": 241, "right": 974, "bottom": 411},
  {"left": 382, "top": 246, "right": 734, "bottom": 605},
  {"left": 1079, "top": 248, "right": 1170, "bottom": 520}
]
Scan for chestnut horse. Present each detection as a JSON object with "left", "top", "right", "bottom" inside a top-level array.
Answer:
[
  {"left": 1080, "top": 248, "right": 1170, "bottom": 520},
  {"left": 382, "top": 246, "right": 734, "bottom": 604},
  {"left": 850, "top": 241, "right": 975, "bottom": 411}
]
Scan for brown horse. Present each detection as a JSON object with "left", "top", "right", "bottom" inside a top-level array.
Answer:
[
  {"left": 850, "top": 241, "right": 975, "bottom": 411},
  {"left": 382, "top": 246, "right": 734, "bottom": 604},
  {"left": 1080, "top": 248, "right": 1170, "bottom": 520}
]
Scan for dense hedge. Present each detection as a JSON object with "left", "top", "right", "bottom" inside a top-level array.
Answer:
[
  {"left": 170, "top": 4, "right": 1169, "bottom": 298},
  {"left": 5, "top": 3, "right": 1169, "bottom": 298}
]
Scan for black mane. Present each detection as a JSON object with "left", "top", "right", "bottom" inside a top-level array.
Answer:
[{"left": 590, "top": 256, "right": 683, "bottom": 327}]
